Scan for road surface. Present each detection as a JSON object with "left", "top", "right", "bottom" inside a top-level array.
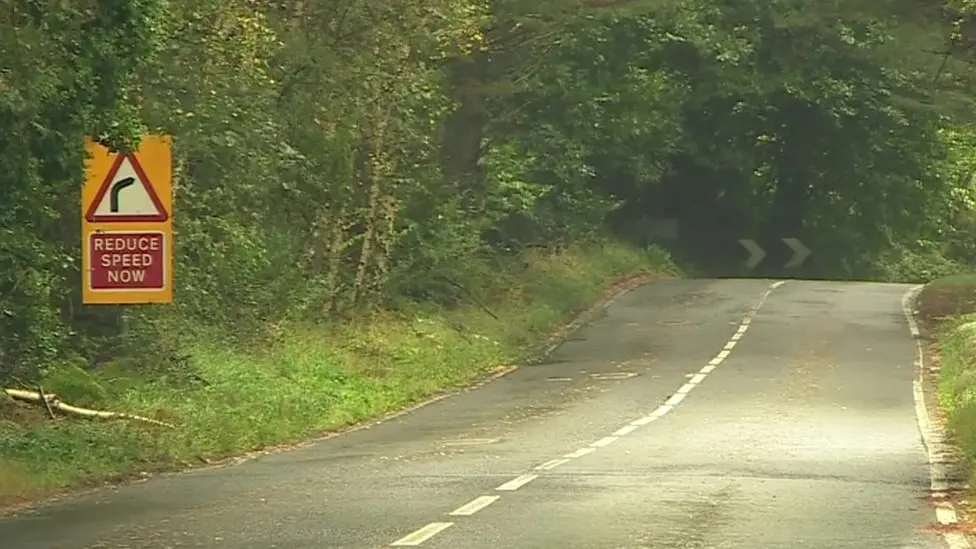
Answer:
[{"left": 0, "top": 279, "right": 949, "bottom": 548}]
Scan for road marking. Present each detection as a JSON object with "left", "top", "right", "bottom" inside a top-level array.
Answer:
[
  {"left": 937, "top": 506, "right": 958, "bottom": 524},
  {"left": 390, "top": 522, "right": 454, "bottom": 546},
  {"left": 535, "top": 458, "right": 570, "bottom": 470},
  {"left": 902, "top": 285, "right": 973, "bottom": 549},
  {"left": 388, "top": 280, "right": 786, "bottom": 547},
  {"left": 496, "top": 474, "right": 538, "bottom": 491},
  {"left": 449, "top": 496, "right": 500, "bottom": 516},
  {"left": 440, "top": 438, "right": 499, "bottom": 446},
  {"left": 650, "top": 404, "right": 672, "bottom": 417},
  {"left": 564, "top": 447, "right": 595, "bottom": 458},
  {"left": 591, "top": 435, "right": 618, "bottom": 447},
  {"left": 590, "top": 372, "right": 638, "bottom": 380},
  {"left": 665, "top": 392, "right": 686, "bottom": 406}
]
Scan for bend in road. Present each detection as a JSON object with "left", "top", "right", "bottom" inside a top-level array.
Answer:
[{"left": 0, "top": 279, "right": 947, "bottom": 549}]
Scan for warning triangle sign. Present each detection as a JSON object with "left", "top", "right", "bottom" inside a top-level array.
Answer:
[{"left": 85, "top": 153, "right": 168, "bottom": 223}]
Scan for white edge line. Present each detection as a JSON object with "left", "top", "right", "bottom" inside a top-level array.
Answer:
[
  {"left": 937, "top": 506, "right": 959, "bottom": 525},
  {"left": 390, "top": 522, "right": 454, "bottom": 546},
  {"left": 449, "top": 495, "right": 500, "bottom": 516},
  {"left": 496, "top": 474, "right": 539, "bottom": 491},
  {"left": 947, "top": 533, "right": 971, "bottom": 549},
  {"left": 902, "top": 285, "right": 973, "bottom": 549}
]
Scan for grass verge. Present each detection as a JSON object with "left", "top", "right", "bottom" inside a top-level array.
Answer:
[
  {"left": 0, "top": 240, "right": 679, "bottom": 509},
  {"left": 917, "top": 274, "right": 976, "bottom": 474}
]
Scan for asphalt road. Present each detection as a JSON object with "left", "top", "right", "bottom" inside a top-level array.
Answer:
[{"left": 0, "top": 279, "right": 946, "bottom": 548}]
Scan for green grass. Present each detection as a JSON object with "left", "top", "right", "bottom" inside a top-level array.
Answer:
[
  {"left": 936, "top": 314, "right": 976, "bottom": 463},
  {"left": 0, "top": 240, "right": 679, "bottom": 505},
  {"left": 918, "top": 274, "right": 976, "bottom": 468}
]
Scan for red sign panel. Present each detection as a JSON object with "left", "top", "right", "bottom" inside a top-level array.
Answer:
[{"left": 88, "top": 231, "right": 166, "bottom": 290}]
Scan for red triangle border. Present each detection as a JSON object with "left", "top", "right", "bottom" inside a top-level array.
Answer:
[{"left": 85, "top": 153, "right": 169, "bottom": 223}]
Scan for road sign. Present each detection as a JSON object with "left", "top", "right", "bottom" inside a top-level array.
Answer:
[
  {"left": 739, "top": 239, "right": 767, "bottom": 270},
  {"left": 82, "top": 136, "right": 173, "bottom": 304},
  {"left": 782, "top": 237, "right": 811, "bottom": 268},
  {"left": 738, "top": 238, "right": 812, "bottom": 270},
  {"left": 85, "top": 153, "right": 168, "bottom": 223},
  {"left": 88, "top": 231, "right": 166, "bottom": 290}
]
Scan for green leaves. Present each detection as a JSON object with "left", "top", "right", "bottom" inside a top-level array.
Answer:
[{"left": 5, "top": 0, "right": 976, "bottom": 387}]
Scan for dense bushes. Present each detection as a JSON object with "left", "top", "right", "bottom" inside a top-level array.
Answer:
[{"left": 5, "top": 0, "right": 976, "bottom": 499}]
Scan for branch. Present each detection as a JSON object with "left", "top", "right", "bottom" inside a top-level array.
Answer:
[{"left": 3, "top": 388, "right": 176, "bottom": 428}]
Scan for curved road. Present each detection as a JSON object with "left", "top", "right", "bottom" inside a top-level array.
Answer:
[{"left": 0, "top": 279, "right": 949, "bottom": 548}]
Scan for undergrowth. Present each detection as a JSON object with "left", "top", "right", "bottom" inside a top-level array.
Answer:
[{"left": 0, "top": 240, "right": 678, "bottom": 505}]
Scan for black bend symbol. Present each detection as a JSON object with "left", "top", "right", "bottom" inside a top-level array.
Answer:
[{"left": 110, "top": 177, "right": 135, "bottom": 213}]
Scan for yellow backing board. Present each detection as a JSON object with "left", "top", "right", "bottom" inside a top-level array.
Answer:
[{"left": 81, "top": 135, "right": 173, "bottom": 304}]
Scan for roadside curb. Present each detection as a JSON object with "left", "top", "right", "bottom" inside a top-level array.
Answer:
[{"left": 904, "top": 285, "right": 973, "bottom": 548}]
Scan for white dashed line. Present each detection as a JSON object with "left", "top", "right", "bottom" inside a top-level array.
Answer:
[
  {"left": 496, "top": 474, "right": 538, "bottom": 491},
  {"left": 388, "top": 280, "right": 787, "bottom": 547},
  {"left": 449, "top": 496, "right": 500, "bottom": 516},
  {"left": 564, "top": 447, "right": 596, "bottom": 458},
  {"left": 650, "top": 404, "right": 672, "bottom": 417},
  {"left": 591, "top": 435, "right": 618, "bottom": 448},
  {"left": 665, "top": 392, "right": 686, "bottom": 406},
  {"left": 390, "top": 522, "right": 454, "bottom": 546},
  {"left": 535, "top": 458, "right": 570, "bottom": 470}
]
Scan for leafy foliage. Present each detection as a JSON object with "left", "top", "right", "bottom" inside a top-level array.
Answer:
[{"left": 3, "top": 0, "right": 976, "bottom": 386}]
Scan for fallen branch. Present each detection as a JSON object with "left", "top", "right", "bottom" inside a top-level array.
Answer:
[
  {"left": 3, "top": 388, "right": 175, "bottom": 428},
  {"left": 36, "top": 385, "right": 55, "bottom": 419}
]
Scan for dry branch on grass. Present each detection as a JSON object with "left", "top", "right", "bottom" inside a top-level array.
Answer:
[{"left": 2, "top": 388, "right": 175, "bottom": 428}]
